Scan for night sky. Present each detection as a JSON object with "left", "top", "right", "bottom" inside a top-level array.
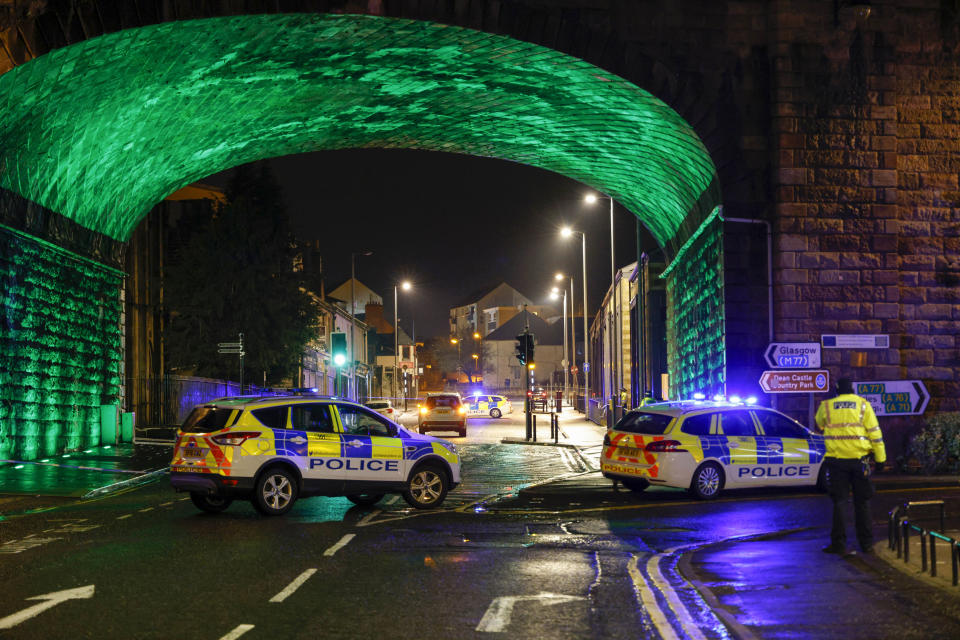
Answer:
[{"left": 211, "top": 149, "right": 655, "bottom": 338}]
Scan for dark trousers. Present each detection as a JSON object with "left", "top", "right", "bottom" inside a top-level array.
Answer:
[{"left": 825, "top": 457, "right": 874, "bottom": 551}]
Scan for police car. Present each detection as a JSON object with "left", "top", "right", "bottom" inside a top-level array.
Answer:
[
  {"left": 467, "top": 393, "right": 513, "bottom": 418},
  {"left": 601, "top": 396, "right": 826, "bottom": 499},
  {"left": 170, "top": 395, "right": 461, "bottom": 515}
]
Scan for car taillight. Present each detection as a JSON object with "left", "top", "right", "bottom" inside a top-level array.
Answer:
[
  {"left": 211, "top": 432, "right": 260, "bottom": 446},
  {"left": 386, "top": 408, "right": 394, "bottom": 414},
  {"left": 644, "top": 440, "right": 686, "bottom": 452}
]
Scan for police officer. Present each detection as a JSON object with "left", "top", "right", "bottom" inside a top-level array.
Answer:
[
  {"left": 639, "top": 390, "right": 656, "bottom": 407},
  {"left": 619, "top": 387, "right": 629, "bottom": 409},
  {"left": 814, "top": 377, "right": 886, "bottom": 555}
]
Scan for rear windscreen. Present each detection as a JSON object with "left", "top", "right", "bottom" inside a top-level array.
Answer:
[
  {"left": 366, "top": 402, "right": 388, "bottom": 409},
  {"left": 426, "top": 396, "right": 460, "bottom": 409},
  {"left": 181, "top": 406, "right": 234, "bottom": 433},
  {"left": 614, "top": 411, "right": 673, "bottom": 435}
]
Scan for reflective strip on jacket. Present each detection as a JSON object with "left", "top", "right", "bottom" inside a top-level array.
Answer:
[{"left": 814, "top": 393, "right": 886, "bottom": 463}]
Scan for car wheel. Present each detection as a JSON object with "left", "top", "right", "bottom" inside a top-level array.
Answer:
[
  {"left": 490, "top": 408, "right": 502, "bottom": 418},
  {"left": 346, "top": 493, "right": 385, "bottom": 506},
  {"left": 403, "top": 465, "right": 449, "bottom": 509},
  {"left": 621, "top": 478, "right": 649, "bottom": 493},
  {"left": 690, "top": 462, "right": 724, "bottom": 500},
  {"left": 253, "top": 467, "right": 298, "bottom": 516},
  {"left": 190, "top": 492, "right": 232, "bottom": 513},
  {"left": 816, "top": 465, "right": 829, "bottom": 493}
]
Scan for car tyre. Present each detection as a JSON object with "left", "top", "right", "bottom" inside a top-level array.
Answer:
[
  {"left": 490, "top": 408, "right": 502, "bottom": 419},
  {"left": 253, "top": 467, "right": 298, "bottom": 516},
  {"left": 621, "top": 478, "right": 650, "bottom": 493},
  {"left": 403, "top": 464, "right": 449, "bottom": 509},
  {"left": 190, "top": 492, "right": 232, "bottom": 513},
  {"left": 690, "top": 462, "right": 724, "bottom": 500},
  {"left": 346, "top": 493, "right": 385, "bottom": 506}
]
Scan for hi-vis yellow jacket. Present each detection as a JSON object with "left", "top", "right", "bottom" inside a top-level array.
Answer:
[{"left": 814, "top": 393, "right": 886, "bottom": 463}]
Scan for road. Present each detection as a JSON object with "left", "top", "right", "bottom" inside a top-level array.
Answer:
[{"left": 2, "top": 409, "right": 960, "bottom": 639}]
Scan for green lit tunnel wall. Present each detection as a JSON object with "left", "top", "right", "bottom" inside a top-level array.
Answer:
[
  {"left": 663, "top": 211, "right": 726, "bottom": 399},
  {"left": 0, "top": 226, "right": 122, "bottom": 461},
  {"left": 0, "top": 13, "right": 725, "bottom": 436}
]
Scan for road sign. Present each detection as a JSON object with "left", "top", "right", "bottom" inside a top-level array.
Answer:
[
  {"left": 217, "top": 342, "right": 242, "bottom": 348},
  {"left": 759, "top": 369, "right": 830, "bottom": 393},
  {"left": 821, "top": 334, "right": 889, "bottom": 349},
  {"left": 854, "top": 380, "right": 930, "bottom": 416},
  {"left": 218, "top": 349, "right": 245, "bottom": 355},
  {"left": 764, "top": 342, "right": 821, "bottom": 368}
]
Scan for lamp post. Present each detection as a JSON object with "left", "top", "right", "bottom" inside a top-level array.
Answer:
[
  {"left": 561, "top": 227, "right": 589, "bottom": 415},
  {"left": 394, "top": 280, "right": 412, "bottom": 401},
  {"left": 585, "top": 192, "right": 619, "bottom": 406},
  {"left": 555, "top": 272, "right": 575, "bottom": 404},
  {"left": 550, "top": 285, "right": 568, "bottom": 409},
  {"left": 350, "top": 250, "right": 372, "bottom": 402},
  {"left": 450, "top": 338, "right": 461, "bottom": 385},
  {"left": 473, "top": 331, "right": 482, "bottom": 384}
]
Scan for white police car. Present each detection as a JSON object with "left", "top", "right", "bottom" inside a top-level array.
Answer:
[
  {"left": 601, "top": 397, "right": 827, "bottom": 499},
  {"left": 171, "top": 395, "right": 461, "bottom": 515}
]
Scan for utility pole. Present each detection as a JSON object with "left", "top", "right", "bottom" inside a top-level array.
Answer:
[{"left": 524, "top": 307, "right": 532, "bottom": 440}]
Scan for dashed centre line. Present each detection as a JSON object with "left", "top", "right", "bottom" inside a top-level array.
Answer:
[
  {"left": 323, "top": 533, "right": 356, "bottom": 556},
  {"left": 116, "top": 514, "right": 132, "bottom": 520},
  {"left": 269, "top": 568, "right": 317, "bottom": 603},
  {"left": 219, "top": 623, "right": 255, "bottom": 640}
]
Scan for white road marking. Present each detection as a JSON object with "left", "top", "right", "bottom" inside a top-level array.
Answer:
[
  {"left": 357, "top": 510, "right": 382, "bottom": 527},
  {"left": 219, "top": 624, "right": 255, "bottom": 640},
  {"left": 0, "top": 584, "right": 95, "bottom": 630},
  {"left": 0, "top": 537, "right": 62, "bottom": 554},
  {"left": 269, "top": 568, "right": 317, "bottom": 603},
  {"left": 138, "top": 507, "right": 154, "bottom": 513},
  {"left": 476, "top": 593, "right": 587, "bottom": 632},
  {"left": 159, "top": 501, "right": 174, "bottom": 507},
  {"left": 628, "top": 555, "right": 679, "bottom": 640},
  {"left": 116, "top": 514, "right": 132, "bottom": 520},
  {"left": 323, "top": 533, "right": 356, "bottom": 557}
]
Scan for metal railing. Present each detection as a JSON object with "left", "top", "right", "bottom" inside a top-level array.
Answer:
[{"left": 888, "top": 500, "right": 960, "bottom": 585}]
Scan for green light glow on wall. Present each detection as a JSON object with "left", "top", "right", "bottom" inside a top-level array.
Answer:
[
  {"left": 0, "top": 14, "right": 718, "bottom": 252},
  {"left": 0, "top": 226, "right": 122, "bottom": 461}
]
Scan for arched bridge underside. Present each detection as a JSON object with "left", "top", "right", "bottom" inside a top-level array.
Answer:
[{"left": 0, "top": 13, "right": 719, "bottom": 253}]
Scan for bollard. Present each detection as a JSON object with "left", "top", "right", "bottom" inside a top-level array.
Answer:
[
  {"left": 921, "top": 531, "right": 927, "bottom": 572},
  {"left": 553, "top": 413, "right": 559, "bottom": 444},
  {"left": 953, "top": 544, "right": 959, "bottom": 587},
  {"left": 931, "top": 534, "right": 938, "bottom": 577},
  {"left": 533, "top": 413, "right": 537, "bottom": 442},
  {"left": 904, "top": 521, "right": 911, "bottom": 563}
]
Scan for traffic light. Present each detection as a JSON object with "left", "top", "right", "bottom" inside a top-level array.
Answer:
[
  {"left": 331, "top": 332, "right": 347, "bottom": 367},
  {"left": 515, "top": 333, "right": 527, "bottom": 365},
  {"left": 525, "top": 332, "right": 535, "bottom": 367}
]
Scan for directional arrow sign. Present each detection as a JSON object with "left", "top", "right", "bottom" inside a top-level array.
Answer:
[
  {"left": 0, "top": 584, "right": 95, "bottom": 630},
  {"left": 476, "top": 593, "right": 587, "bottom": 632},
  {"left": 759, "top": 369, "right": 830, "bottom": 394},
  {"left": 764, "top": 342, "right": 821, "bottom": 369},
  {"left": 854, "top": 380, "right": 930, "bottom": 416}
]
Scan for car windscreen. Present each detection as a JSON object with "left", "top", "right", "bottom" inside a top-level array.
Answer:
[
  {"left": 426, "top": 396, "right": 460, "bottom": 409},
  {"left": 181, "top": 406, "right": 234, "bottom": 433},
  {"left": 614, "top": 411, "right": 674, "bottom": 435}
]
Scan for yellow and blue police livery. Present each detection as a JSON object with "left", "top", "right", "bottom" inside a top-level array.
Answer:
[
  {"left": 467, "top": 393, "right": 513, "bottom": 418},
  {"left": 170, "top": 395, "right": 461, "bottom": 515},
  {"left": 601, "top": 396, "right": 826, "bottom": 499}
]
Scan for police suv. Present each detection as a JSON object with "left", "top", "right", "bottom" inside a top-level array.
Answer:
[
  {"left": 601, "top": 397, "right": 827, "bottom": 499},
  {"left": 170, "top": 395, "right": 461, "bottom": 515}
]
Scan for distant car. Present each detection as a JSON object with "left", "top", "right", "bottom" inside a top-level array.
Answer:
[
  {"left": 419, "top": 392, "right": 467, "bottom": 437},
  {"left": 365, "top": 400, "right": 398, "bottom": 418},
  {"left": 601, "top": 397, "right": 827, "bottom": 499},
  {"left": 467, "top": 394, "right": 513, "bottom": 418},
  {"left": 170, "top": 395, "right": 460, "bottom": 515},
  {"left": 529, "top": 387, "right": 549, "bottom": 412}
]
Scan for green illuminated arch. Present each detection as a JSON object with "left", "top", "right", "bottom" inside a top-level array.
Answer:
[{"left": 0, "top": 13, "right": 719, "bottom": 252}]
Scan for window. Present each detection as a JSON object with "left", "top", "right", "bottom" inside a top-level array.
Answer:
[
  {"left": 614, "top": 411, "right": 673, "bottom": 435},
  {"left": 680, "top": 414, "right": 712, "bottom": 436},
  {"left": 251, "top": 406, "right": 288, "bottom": 430},
  {"left": 338, "top": 405, "right": 394, "bottom": 437},
  {"left": 755, "top": 410, "right": 809, "bottom": 438},
  {"left": 425, "top": 396, "right": 460, "bottom": 409},
  {"left": 476, "top": 396, "right": 489, "bottom": 403},
  {"left": 290, "top": 404, "right": 335, "bottom": 433},
  {"left": 719, "top": 411, "right": 756, "bottom": 437},
  {"left": 181, "top": 406, "right": 235, "bottom": 433}
]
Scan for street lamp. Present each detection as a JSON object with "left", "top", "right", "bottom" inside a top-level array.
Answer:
[
  {"left": 556, "top": 272, "right": 576, "bottom": 405},
  {"left": 560, "top": 226, "right": 589, "bottom": 415},
  {"left": 350, "top": 250, "right": 372, "bottom": 402},
  {"left": 450, "top": 337, "right": 461, "bottom": 384},
  {"left": 394, "top": 280, "right": 412, "bottom": 401},
  {"left": 585, "top": 191, "right": 619, "bottom": 404},
  {"left": 472, "top": 331, "right": 482, "bottom": 383},
  {"left": 550, "top": 284, "right": 569, "bottom": 408}
]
